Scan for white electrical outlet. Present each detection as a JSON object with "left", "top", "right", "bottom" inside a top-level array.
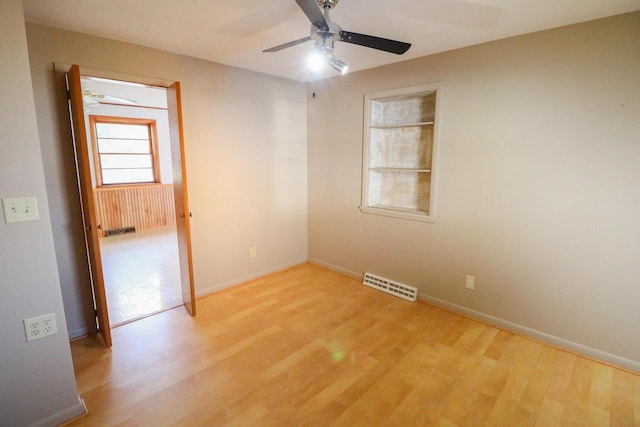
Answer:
[
  {"left": 2, "top": 196, "right": 39, "bottom": 224},
  {"left": 465, "top": 275, "right": 476, "bottom": 290},
  {"left": 250, "top": 247, "right": 257, "bottom": 258},
  {"left": 24, "top": 313, "right": 57, "bottom": 342}
]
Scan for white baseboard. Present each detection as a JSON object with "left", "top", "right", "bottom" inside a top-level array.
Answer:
[
  {"left": 68, "top": 327, "right": 89, "bottom": 340},
  {"left": 29, "top": 394, "right": 86, "bottom": 427},
  {"left": 309, "top": 258, "right": 640, "bottom": 373},
  {"left": 195, "top": 258, "right": 308, "bottom": 298},
  {"left": 419, "top": 293, "right": 640, "bottom": 373},
  {"left": 307, "top": 258, "right": 363, "bottom": 280}
]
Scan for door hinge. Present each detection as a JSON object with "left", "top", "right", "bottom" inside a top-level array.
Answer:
[{"left": 66, "top": 89, "right": 71, "bottom": 100}]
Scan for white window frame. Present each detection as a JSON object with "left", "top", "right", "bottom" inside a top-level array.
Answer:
[{"left": 360, "top": 82, "right": 442, "bottom": 222}]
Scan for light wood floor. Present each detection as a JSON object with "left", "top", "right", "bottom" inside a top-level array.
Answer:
[{"left": 69, "top": 263, "right": 639, "bottom": 426}]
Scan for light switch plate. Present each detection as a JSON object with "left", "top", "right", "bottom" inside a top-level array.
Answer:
[{"left": 2, "top": 196, "right": 39, "bottom": 223}]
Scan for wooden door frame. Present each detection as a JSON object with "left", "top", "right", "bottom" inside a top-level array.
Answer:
[{"left": 61, "top": 63, "right": 196, "bottom": 345}]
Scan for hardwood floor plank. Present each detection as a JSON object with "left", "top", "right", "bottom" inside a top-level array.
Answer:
[
  {"left": 385, "top": 368, "right": 452, "bottom": 425},
  {"left": 589, "top": 363, "right": 613, "bottom": 411},
  {"left": 460, "top": 390, "right": 500, "bottom": 426},
  {"left": 484, "top": 329, "right": 514, "bottom": 361},
  {"left": 534, "top": 398, "right": 564, "bottom": 427},
  {"left": 635, "top": 374, "right": 640, "bottom": 425},
  {"left": 610, "top": 369, "right": 636, "bottom": 427},
  {"left": 569, "top": 357, "right": 596, "bottom": 403},
  {"left": 547, "top": 351, "right": 578, "bottom": 401},
  {"left": 67, "top": 263, "right": 639, "bottom": 426}
]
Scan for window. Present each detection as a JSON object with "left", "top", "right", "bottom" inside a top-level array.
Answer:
[
  {"left": 361, "top": 83, "right": 440, "bottom": 222},
  {"left": 89, "top": 116, "right": 160, "bottom": 186}
]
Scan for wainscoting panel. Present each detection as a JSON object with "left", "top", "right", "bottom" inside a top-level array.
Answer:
[{"left": 94, "top": 184, "right": 175, "bottom": 237}]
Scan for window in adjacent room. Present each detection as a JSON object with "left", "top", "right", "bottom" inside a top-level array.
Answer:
[
  {"left": 89, "top": 116, "right": 160, "bottom": 186},
  {"left": 361, "top": 83, "right": 441, "bottom": 222}
]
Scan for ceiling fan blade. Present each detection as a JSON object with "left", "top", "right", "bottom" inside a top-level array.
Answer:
[
  {"left": 295, "top": 0, "right": 329, "bottom": 30},
  {"left": 83, "top": 90, "right": 138, "bottom": 105},
  {"left": 340, "top": 31, "right": 411, "bottom": 55},
  {"left": 263, "top": 36, "right": 312, "bottom": 52},
  {"left": 82, "top": 95, "right": 100, "bottom": 106},
  {"left": 101, "top": 95, "right": 138, "bottom": 105}
]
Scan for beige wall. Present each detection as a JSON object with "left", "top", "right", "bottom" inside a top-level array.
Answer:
[
  {"left": 0, "top": 0, "right": 85, "bottom": 424},
  {"left": 308, "top": 12, "right": 640, "bottom": 370},
  {"left": 26, "top": 23, "right": 308, "bottom": 337},
  {"left": 23, "top": 6, "right": 640, "bottom": 373}
]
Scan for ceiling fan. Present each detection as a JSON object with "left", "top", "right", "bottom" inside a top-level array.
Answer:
[
  {"left": 263, "top": 0, "right": 411, "bottom": 74},
  {"left": 82, "top": 89, "right": 138, "bottom": 106}
]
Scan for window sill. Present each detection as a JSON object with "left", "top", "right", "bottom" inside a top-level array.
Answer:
[
  {"left": 360, "top": 205, "right": 435, "bottom": 223},
  {"left": 96, "top": 182, "right": 164, "bottom": 190}
]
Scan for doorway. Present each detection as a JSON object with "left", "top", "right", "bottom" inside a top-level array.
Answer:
[
  {"left": 66, "top": 64, "right": 195, "bottom": 346},
  {"left": 81, "top": 76, "right": 183, "bottom": 327}
]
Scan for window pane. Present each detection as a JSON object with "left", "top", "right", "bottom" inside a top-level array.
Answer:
[
  {"left": 102, "top": 168, "right": 154, "bottom": 184},
  {"left": 96, "top": 122, "right": 149, "bottom": 139},
  {"left": 101, "top": 154, "right": 152, "bottom": 169},
  {"left": 98, "top": 138, "right": 150, "bottom": 154}
]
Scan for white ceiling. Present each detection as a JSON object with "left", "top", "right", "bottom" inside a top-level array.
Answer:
[{"left": 24, "top": 0, "right": 640, "bottom": 82}]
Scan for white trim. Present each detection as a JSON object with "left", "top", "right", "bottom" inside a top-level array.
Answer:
[
  {"left": 195, "top": 258, "right": 308, "bottom": 298},
  {"left": 28, "top": 395, "right": 86, "bottom": 427},
  {"left": 418, "top": 293, "right": 640, "bottom": 373},
  {"left": 310, "top": 259, "right": 640, "bottom": 373},
  {"left": 68, "top": 326, "right": 89, "bottom": 340},
  {"left": 361, "top": 82, "right": 442, "bottom": 223},
  {"left": 54, "top": 62, "right": 174, "bottom": 88},
  {"left": 308, "top": 258, "right": 362, "bottom": 279},
  {"left": 359, "top": 206, "right": 435, "bottom": 223}
]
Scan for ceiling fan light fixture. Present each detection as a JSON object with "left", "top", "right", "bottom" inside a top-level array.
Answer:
[
  {"left": 306, "top": 51, "right": 326, "bottom": 72},
  {"left": 328, "top": 56, "right": 348, "bottom": 74}
]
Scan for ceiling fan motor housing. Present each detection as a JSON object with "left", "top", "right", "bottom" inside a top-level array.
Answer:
[
  {"left": 317, "top": 0, "right": 339, "bottom": 9},
  {"left": 311, "top": 20, "right": 342, "bottom": 54}
]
